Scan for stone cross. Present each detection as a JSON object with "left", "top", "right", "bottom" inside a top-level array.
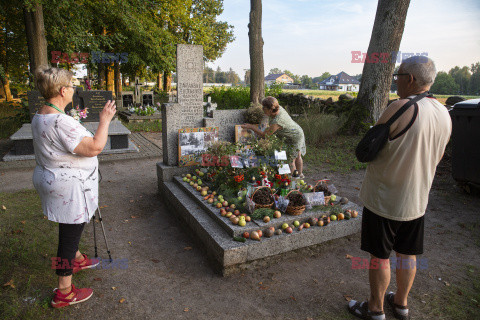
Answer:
[{"left": 162, "top": 44, "right": 204, "bottom": 166}]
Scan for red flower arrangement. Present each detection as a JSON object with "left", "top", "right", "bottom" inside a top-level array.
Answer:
[{"left": 234, "top": 175, "right": 244, "bottom": 183}]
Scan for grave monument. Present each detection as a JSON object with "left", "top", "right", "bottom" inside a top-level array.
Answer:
[
  {"left": 157, "top": 44, "right": 363, "bottom": 275},
  {"left": 4, "top": 88, "right": 137, "bottom": 161}
]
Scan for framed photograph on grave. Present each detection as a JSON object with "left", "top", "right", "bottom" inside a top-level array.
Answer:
[
  {"left": 178, "top": 127, "right": 219, "bottom": 167},
  {"left": 235, "top": 125, "right": 255, "bottom": 145}
]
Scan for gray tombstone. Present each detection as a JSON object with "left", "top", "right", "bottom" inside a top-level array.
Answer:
[
  {"left": 122, "top": 91, "right": 134, "bottom": 109},
  {"left": 141, "top": 91, "right": 154, "bottom": 106},
  {"left": 203, "top": 109, "right": 245, "bottom": 142},
  {"left": 78, "top": 90, "right": 113, "bottom": 122},
  {"left": 162, "top": 44, "right": 204, "bottom": 166}
]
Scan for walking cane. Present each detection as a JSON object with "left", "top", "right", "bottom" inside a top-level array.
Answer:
[{"left": 92, "top": 169, "right": 113, "bottom": 262}]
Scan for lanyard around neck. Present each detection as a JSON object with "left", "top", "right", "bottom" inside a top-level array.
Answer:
[{"left": 45, "top": 102, "right": 65, "bottom": 114}]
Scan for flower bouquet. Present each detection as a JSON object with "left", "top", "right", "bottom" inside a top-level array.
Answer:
[{"left": 69, "top": 106, "right": 88, "bottom": 122}]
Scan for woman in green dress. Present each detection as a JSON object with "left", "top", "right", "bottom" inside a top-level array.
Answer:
[{"left": 242, "top": 96, "right": 306, "bottom": 177}]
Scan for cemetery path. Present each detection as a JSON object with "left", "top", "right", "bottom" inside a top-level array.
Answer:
[{"left": 1, "top": 156, "right": 479, "bottom": 319}]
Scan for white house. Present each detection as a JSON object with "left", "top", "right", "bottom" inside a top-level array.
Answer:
[{"left": 319, "top": 72, "right": 360, "bottom": 92}]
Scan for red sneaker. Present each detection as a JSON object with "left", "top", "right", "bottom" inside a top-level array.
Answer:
[
  {"left": 73, "top": 254, "right": 100, "bottom": 274},
  {"left": 51, "top": 285, "right": 93, "bottom": 308}
]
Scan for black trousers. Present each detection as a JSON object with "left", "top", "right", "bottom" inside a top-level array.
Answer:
[{"left": 54, "top": 222, "right": 86, "bottom": 276}]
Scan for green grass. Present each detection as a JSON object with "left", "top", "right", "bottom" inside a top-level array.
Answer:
[
  {"left": 427, "top": 265, "right": 480, "bottom": 319},
  {"left": 304, "top": 135, "right": 367, "bottom": 173},
  {"left": 121, "top": 119, "right": 162, "bottom": 132},
  {"left": 296, "top": 113, "right": 346, "bottom": 146},
  {"left": 0, "top": 190, "right": 89, "bottom": 319}
]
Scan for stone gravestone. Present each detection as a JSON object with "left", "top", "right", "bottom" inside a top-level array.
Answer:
[
  {"left": 122, "top": 91, "right": 134, "bottom": 109},
  {"left": 203, "top": 109, "right": 245, "bottom": 142},
  {"left": 78, "top": 90, "right": 113, "bottom": 122},
  {"left": 162, "top": 44, "right": 204, "bottom": 166},
  {"left": 27, "top": 88, "right": 84, "bottom": 121},
  {"left": 142, "top": 91, "right": 154, "bottom": 106}
]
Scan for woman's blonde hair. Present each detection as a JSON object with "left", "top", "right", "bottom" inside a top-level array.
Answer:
[
  {"left": 35, "top": 66, "right": 73, "bottom": 99},
  {"left": 262, "top": 96, "right": 279, "bottom": 113}
]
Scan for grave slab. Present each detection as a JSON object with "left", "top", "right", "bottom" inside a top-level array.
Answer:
[
  {"left": 3, "top": 120, "right": 137, "bottom": 161},
  {"left": 157, "top": 163, "right": 363, "bottom": 275}
]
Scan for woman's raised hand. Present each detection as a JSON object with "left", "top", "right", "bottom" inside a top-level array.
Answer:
[{"left": 99, "top": 100, "right": 116, "bottom": 123}]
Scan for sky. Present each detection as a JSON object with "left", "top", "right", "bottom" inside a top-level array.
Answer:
[{"left": 207, "top": 0, "right": 480, "bottom": 79}]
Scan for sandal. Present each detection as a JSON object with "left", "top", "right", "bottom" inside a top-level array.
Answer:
[
  {"left": 348, "top": 300, "right": 386, "bottom": 320},
  {"left": 386, "top": 292, "right": 410, "bottom": 320}
]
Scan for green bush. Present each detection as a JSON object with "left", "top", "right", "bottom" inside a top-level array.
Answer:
[
  {"left": 296, "top": 113, "right": 345, "bottom": 147},
  {"left": 208, "top": 84, "right": 284, "bottom": 110}
]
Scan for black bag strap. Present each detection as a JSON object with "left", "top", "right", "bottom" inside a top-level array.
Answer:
[
  {"left": 390, "top": 102, "right": 418, "bottom": 140},
  {"left": 386, "top": 91, "right": 429, "bottom": 126}
]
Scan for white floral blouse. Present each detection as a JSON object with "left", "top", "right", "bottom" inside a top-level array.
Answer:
[{"left": 32, "top": 113, "right": 98, "bottom": 224}]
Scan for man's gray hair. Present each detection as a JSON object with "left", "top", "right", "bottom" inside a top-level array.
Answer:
[{"left": 401, "top": 56, "right": 437, "bottom": 87}]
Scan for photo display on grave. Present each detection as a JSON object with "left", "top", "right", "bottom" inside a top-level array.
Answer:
[
  {"left": 178, "top": 127, "right": 218, "bottom": 167},
  {"left": 78, "top": 90, "right": 113, "bottom": 122}
]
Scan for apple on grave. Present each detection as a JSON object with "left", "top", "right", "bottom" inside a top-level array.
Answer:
[
  {"left": 225, "top": 212, "right": 233, "bottom": 218},
  {"left": 199, "top": 171, "right": 204, "bottom": 177},
  {"left": 230, "top": 204, "right": 236, "bottom": 209},
  {"left": 197, "top": 180, "right": 202, "bottom": 186},
  {"left": 192, "top": 176, "right": 197, "bottom": 181},
  {"left": 196, "top": 186, "right": 202, "bottom": 191},
  {"left": 222, "top": 201, "right": 228, "bottom": 207},
  {"left": 282, "top": 223, "right": 289, "bottom": 230},
  {"left": 186, "top": 174, "right": 191, "bottom": 178},
  {"left": 293, "top": 220, "right": 300, "bottom": 227},
  {"left": 243, "top": 232, "right": 250, "bottom": 239},
  {"left": 285, "top": 227, "right": 293, "bottom": 234},
  {"left": 207, "top": 198, "right": 214, "bottom": 204},
  {"left": 304, "top": 222, "right": 311, "bottom": 228},
  {"left": 245, "top": 216, "right": 251, "bottom": 222},
  {"left": 216, "top": 202, "right": 223, "bottom": 208},
  {"left": 201, "top": 190, "right": 208, "bottom": 196},
  {"left": 238, "top": 220, "right": 246, "bottom": 227}
]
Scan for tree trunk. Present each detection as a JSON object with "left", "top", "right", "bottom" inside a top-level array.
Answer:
[
  {"left": 346, "top": 0, "right": 411, "bottom": 135},
  {"left": 163, "top": 72, "right": 171, "bottom": 92},
  {"left": 23, "top": 4, "right": 48, "bottom": 86},
  {"left": 106, "top": 63, "right": 114, "bottom": 92},
  {"left": 157, "top": 72, "right": 163, "bottom": 91},
  {"left": 114, "top": 61, "right": 122, "bottom": 98},
  {"left": 1, "top": 74, "right": 13, "bottom": 101},
  {"left": 248, "top": 0, "right": 264, "bottom": 106}
]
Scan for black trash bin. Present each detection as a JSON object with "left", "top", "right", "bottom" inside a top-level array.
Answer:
[{"left": 450, "top": 99, "right": 480, "bottom": 185}]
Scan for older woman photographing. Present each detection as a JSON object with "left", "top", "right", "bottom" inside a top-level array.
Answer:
[
  {"left": 242, "top": 96, "right": 307, "bottom": 177},
  {"left": 32, "top": 66, "right": 116, "bottom": 308}
]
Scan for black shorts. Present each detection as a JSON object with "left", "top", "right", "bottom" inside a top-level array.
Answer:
[{"left": 361, "top": 206, "right": 424, "bottom": 259}]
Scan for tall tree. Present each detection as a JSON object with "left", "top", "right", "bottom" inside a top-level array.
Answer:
[
  {"left": 449, "top": 66, "right": 471, "bottom": 95},
  {"left": 313, "top": 72, "right": 331, "bottom": 84},
  {"left": 343, "top": 0, "right": 411, "bottom": 134},
  {"left": 469, "top": 62, "right": 480, "bottom": 95},
  {"left": 430, "top": 71, "right": 459, "bottom": 94},
  {"left": 23, "top": 1, "right": 48, "bottom": 86},
  {"left": 249, "top": 0, "right": 264, "bottom": 105},
  {"left": 269, "top": 68, "right": 282, "bottom": 75},
  {"left": 0, "top": 0, "right": 28, "bottom": 100}
]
